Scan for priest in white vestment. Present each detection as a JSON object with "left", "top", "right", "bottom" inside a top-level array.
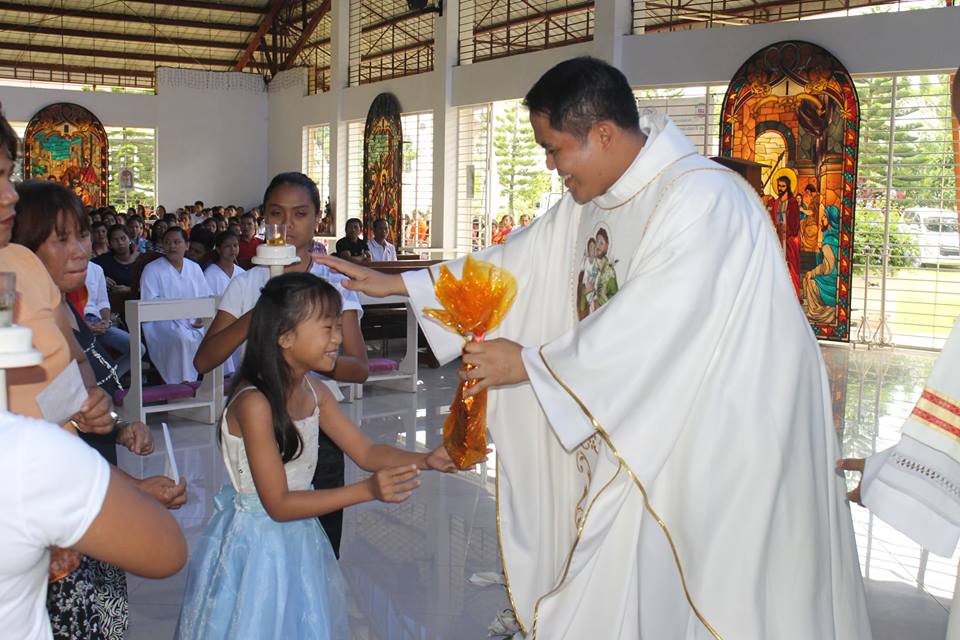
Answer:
[
  {"left": 320, "top": 57, "right": 870, "bottom": 639},
  {"left": 141, "top": 227, "right": 212, "bottom": 384}
]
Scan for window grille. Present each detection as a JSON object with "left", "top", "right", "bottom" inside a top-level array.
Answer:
[
  {"left": 400, "top": 111, "right": 434, "bottom": 250},
  {"left": 633, "top": 0, "right": 952, "bottom": 34},
  {"left": 459, "top": 0, "right": 594, "bottom": 65},
  {"left": 349, "top": 0, "right": 436, "bottom": 86},
  {"left": 456, "top": 104, "right": 492, "bottom": 253},
  {"left": 302, "top": 124, "right": 332, "bottom": 233},
  {"left": 345, "top": 120, "right": 365, "bottom": 224}
]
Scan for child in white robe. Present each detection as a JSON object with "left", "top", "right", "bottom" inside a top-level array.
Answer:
[{"left": 140, "top": 227, "right": 212, "bottom": 384}]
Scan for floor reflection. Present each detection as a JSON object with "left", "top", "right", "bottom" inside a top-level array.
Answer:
[
  {"left": 123, "top": 344, "right": 954, "bottom": 639},
  {"left": 827, "top": 344, "right": 955, "bottom": 639}
]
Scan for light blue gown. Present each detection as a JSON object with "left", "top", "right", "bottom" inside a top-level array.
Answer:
[{"left": 175, "top": 384, "right": 351, "bottom": 639}]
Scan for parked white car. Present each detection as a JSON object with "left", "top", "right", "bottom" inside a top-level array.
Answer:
[{"left": 899, "top": 207, "right": 960, "bottom": 267}]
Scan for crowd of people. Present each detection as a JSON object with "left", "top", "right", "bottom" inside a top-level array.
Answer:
[{"left": 3, "top": 55, "right": 956, "bottom": 640}]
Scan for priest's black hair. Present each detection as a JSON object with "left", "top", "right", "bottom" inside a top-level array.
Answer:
[{"left": 524, "top": 56, "right": 640, "bottom": 140}]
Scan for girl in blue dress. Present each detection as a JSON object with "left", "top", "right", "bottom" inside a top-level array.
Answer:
[{"left": 176, "top": 273, "right": 457, "bottom": 639}]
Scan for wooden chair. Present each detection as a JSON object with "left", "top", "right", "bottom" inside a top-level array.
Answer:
[{"left": 118, "top": 297, "right": 224, "bottom": 424}]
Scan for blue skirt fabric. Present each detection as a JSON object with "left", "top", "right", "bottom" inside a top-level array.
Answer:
[{"left": 175, "top": 485, "right": 351, "bottom": 640}]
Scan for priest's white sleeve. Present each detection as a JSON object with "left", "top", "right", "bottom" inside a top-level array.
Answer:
[
  {"left": 522, "top": 346, "right": 596, "bottom": 450},
  {"left": 401, "top": 267, "right": 466, "bottom": 365}
]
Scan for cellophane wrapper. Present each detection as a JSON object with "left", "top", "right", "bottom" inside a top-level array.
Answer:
[{"left": 423, "top": 256, "right": 517, "bottom": 469}]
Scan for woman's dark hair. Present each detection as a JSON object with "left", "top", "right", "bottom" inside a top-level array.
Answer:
[
  {"left": 0, "top": 106, "right": 18, "bottom": 163},
  {"left": 162, "top": 212, "right": 178, "bottom": 225},
  {"left": 523, "top": 56, "right": 640, "bottom": 140},
  {"left": 262, "top": 172, "right": 321, "bottom": 215},
  {"left": 345, "top": 217, "right": 362, "bottom": 229},
  {"left": 90, "top": 221, "right": 108, "bottom": 235},
  {"left": 188, "top": 225, "right": 214, "bottom": 249},
  {"left": 225, "top": 273, "right": 343, "bottom": 463},
  {"left": 12, "top": 181, "right": 88, "bottom": 252},
  {"left": 164, "top": 226, "right": 189, "bottom": 243}
]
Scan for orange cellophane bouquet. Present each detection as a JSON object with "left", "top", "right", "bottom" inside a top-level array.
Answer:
[{"left": 423, "top": 255, "right": 517, "bottom": 469}]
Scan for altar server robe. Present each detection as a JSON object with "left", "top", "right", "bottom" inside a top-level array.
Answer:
[
  {"left": 861, "top": 318, "right": 960, "bottom": 639},
  {"left": 403, "top": 114, "right": 870, "bottom": 639},
  {"left": 140, "top": 257, "right": 212, "bottom": 384}
]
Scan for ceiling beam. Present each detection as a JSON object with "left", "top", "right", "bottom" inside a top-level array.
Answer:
[
  {"left": 280, "top": 0, "right": 331, "bottom": 71},
  {"left": 233, "top": 0, "right": 287, "bottom": 71},
  {"left": 0, "top": 57, "right": 155, "bottom": 79},
  {"left": 0, "top": 21, "right": 263, "bottom": 52},
  {"left": 124, "top": 0, "right": 268, "bottom": 15},
  {"left": 0, "top": 42, "right": 265, "bottom": 69},
  {"left": 472, "top": 1, "right": 594, "bottom": 38},
  {"left": 0, "top": 2, "right": 258, "bottom": 34}
]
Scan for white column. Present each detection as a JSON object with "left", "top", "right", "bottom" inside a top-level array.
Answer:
[
  {"left": 329, "top": 0, "right": 351, "bottom": 239},
  {"left": 431, "top": 0, "right": 460, "bottom": 254},
  {"left": 593, "top": 0, "right": 632, "bottom": 67}
]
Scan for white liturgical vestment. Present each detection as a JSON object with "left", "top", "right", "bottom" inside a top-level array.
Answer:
[
  {"left": 140, "top": 257, "right": 212, "bottom": 384},
  {"left": 403, "top": 114, "right": 870, "bottom": 639}
]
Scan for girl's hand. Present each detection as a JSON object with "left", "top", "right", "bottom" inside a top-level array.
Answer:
[
  {"left": 423, "top": 445, "right": 459, "bottom": 473},
  {"left": 368, "top": 464, "right": 420, "bottom": 503}
]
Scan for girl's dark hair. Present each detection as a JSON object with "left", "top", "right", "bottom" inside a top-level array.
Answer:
[
  {"left": 225, "top": 273, "right": 343, "bottom": 463},
  {"left": 12, "top": 181, "right": 88, "bottom": 252},
  {"left": 262, "top": 172, "right": 321, "bottom": 215}
]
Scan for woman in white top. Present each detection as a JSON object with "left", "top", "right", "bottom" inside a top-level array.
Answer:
[
  {"left": 140, "top": 226, "right": 212, "bottom": 383},
  {"left": 204, "top": 231, "right": 245, "bottom": 375},
  {"left": 0, "top": 412, "right": 186, "bottom": 640}
]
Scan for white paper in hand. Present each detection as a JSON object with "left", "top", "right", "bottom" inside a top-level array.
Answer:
[
  {"left": 161, "top": 422, "right": 180, "bottom": 484},
  {"left": 36, "top": 360, "right": 86, "bottom": 425}
]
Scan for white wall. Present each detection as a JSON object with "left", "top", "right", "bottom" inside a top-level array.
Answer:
[
  {"left": 154, "top": 68, "right": 268, "bottom": 210},
  {"left": 0, "top": 67, "right": 269, "bottom": 209}
]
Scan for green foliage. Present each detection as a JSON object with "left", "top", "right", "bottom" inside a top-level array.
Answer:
[
  {"left": 107, "top": 128, "right": 156, "bottom": 209},
  {"left": 856, "top": 75, "right": 957, "bottom": 212},
  {"left": 492, "top": 103, "right": 551, "bottom": 218},
  {"left": 853, "top": 207, "right": 919, "bottom": 272}
]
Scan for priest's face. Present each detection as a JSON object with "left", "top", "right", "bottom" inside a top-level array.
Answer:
[{"left": 531, "top": 112, "right": 609, "bottom": 205}]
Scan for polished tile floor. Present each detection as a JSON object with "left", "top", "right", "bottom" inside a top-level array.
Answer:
[{"left": 121, "top": 344, "right": 953, "bottom": 639}]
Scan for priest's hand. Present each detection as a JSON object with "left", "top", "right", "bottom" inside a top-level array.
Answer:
[
  {"left": 836, "top": 458, "right": 864, "bottom": 505},
  {"left": 313, "top": 255, "right": 407, "bottom": 298},
  {"left": 460, "top": 338, "right": 527, "bottom": 397}
]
